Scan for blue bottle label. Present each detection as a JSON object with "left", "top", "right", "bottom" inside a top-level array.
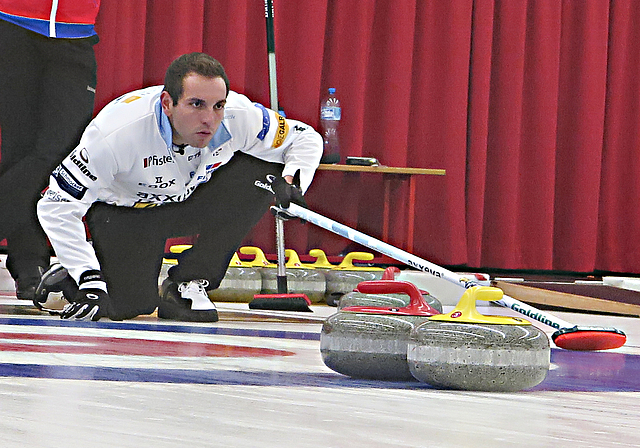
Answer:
[{"left": 321, "top": 106, "right": 341, "bottom": 120}]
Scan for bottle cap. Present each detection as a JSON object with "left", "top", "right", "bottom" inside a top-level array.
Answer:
[{"left": 328, "top": 87, "right": 336, "bottom": 94}]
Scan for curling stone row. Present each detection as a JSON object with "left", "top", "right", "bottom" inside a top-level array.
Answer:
[
  {"left": 322, "top": 281, "right": 440, "bottom": 380},
  {"left": 165, "top": 245, "right": 402, "bottom": 305},
  {"left": 165, "top": 245, "right": 327, "bottom": 303},
  {"left": 239, "top": 247, "right": 387, "bottom": 304},
  {"left": 321, "top": 283, "right": 550, "bottom": 392},
  {"left": 240, "top": 246, "right": 326, "bottom": 302}
]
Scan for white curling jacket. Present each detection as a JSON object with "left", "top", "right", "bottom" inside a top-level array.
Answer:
[{"left": 37, "top": 85, "right": 322, "bottom": 283}]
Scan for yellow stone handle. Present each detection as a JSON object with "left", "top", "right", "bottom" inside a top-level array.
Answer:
[
  {"left": 239, "top": 246, "right": 275, "bottom": 267},
  {"left": 169, "top": 244, "right": 192, "bottom": 253},
  {"left": 428, "top": 286, "right": 531, "bottom": 325},
  {"left": 229, "top": 252, "right": 254, "bottom": 267},
  {"left": 336, "top": 252, "right": 384, "bottom": 271},
  {"left": 308, "top": 249, "right": 334, "bottom": 268},
  {"left": 285, "top": 249, "right": 312, "bottom": 269},
  {"left": 163, "top": 244, "right": 193, "bottom": 265}
]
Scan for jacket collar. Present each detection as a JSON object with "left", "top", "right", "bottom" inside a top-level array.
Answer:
[{"left": 154, "top": 97, "right": 232, "bottom": 153}]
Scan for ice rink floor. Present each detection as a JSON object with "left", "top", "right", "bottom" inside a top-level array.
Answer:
[{"left": 0, "top": 271, "right": 638, "bottom": 447}]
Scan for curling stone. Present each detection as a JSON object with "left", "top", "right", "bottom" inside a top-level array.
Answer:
[
  {"left": 242, "top": 247, "right": 326, "bottom": 303},
  {"left": 207, "top": 253, "right": 262, "bottom": 302},
  {"left": 337, "top": 277, "right": 443, "bottom": 314},
  {"left": 310, "top": 251, "right": 384, "bottom": 306},
  {"left": 320, "top": 281, "right": 441, "bottom": 381},
  {"left": 407, "top": 286, "right": 550, "bottom": 392}
]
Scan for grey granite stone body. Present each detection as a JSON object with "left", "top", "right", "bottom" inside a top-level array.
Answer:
[
  {"left": 407, "top": 321, "right": 550, "bottom": 391},
  {"left": 321, "top": 312, "right": 431, "bottom": 380},
  {"left": 207, "top": 267, "right": 262, "bottom": 302}
]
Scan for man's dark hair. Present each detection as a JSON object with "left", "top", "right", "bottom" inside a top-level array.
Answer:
[{"left": 163, "top": 52, "right": 230, "bottom": 105}]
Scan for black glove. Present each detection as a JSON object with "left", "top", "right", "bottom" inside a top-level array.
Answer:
[
  {"left": 60, "top": 270, "right": 109, "bottom": 321},
  {"left": 270, "top": 175, "right": 307, "bottom": 209}
]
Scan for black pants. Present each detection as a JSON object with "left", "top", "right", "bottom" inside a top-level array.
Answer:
[
  {"left": 86, "top": 152, "right": 281, "bottom": 320},
  {"left": 0, "top": 20, "right": 97, "bottom": 281}
]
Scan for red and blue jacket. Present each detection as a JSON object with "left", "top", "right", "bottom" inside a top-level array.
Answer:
[{"left": 0, "top": 0, "right": 100, "bottom": 38}]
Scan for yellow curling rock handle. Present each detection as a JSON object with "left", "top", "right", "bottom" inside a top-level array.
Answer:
[
  {"left": 308, "top": 249, "right": 334, "bottom": 268},
  {"left": 285, "top": 249, "right": 314, "bottom": 269},
  {"left": 336, "top": 252, "right": 384, "bottom": 271},
  {"left": 428, "top": 286, "right": 531, "bottom": 325},
  {"left": 239, "top": 246, "right": 276, "bottom": 268},
  {"left": 229, "top": 252, "right": 254, "bottom": 267},
  {"left": 169, "top": 244, "right": 192, "bottom": 253},
  {"left": 163, "top": 244, "right": 194, "bottom": 265}
]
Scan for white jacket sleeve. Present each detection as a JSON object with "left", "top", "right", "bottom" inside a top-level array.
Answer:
[
  {"left": 226, "top": 95, "right": 323, "bottom": 192},
  {"left": 37, "top": 123, "right": 119, "bottom": 284}
]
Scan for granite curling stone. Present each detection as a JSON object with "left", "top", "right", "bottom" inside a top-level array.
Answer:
[
  {"left": 309, "top": 250, "right": 384, "bottom": 306},
  {"left": 320, "top": 281, "right": 441, "bottom": 381},
  {"left": 407, "top": 286, "right": 550, "bottom": 392},
  {"left": 258, "top": 249, "right": 326, "bottom": 303},
  {"left": 337, "top": 277, "right": 443, "bottom": 314},
  {"left": 207, "top": 252, "right": 262, "bottom": 302}
]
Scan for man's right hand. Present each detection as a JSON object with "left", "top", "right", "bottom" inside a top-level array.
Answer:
[{"left": 60, "top": 270, "right": 110, "bottom": 321}]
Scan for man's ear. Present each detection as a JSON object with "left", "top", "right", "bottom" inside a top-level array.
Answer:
[{"left": 160, "top": 91, "right": 173, "bottom": 115}]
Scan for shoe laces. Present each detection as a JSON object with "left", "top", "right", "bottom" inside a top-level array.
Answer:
[{"left": 178, "top": 279, "right": 209, "bottom": 295}]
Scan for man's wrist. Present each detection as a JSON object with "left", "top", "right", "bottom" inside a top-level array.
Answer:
[{"left": 78, "top": 270, "right": 107, "bottom": 292}]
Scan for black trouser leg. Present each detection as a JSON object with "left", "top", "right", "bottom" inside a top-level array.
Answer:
[
  {"left": 167, "top": 152, "right": 282, "bottom": 288},
  {"left": 0, "top": 21, "right": 97, "bottom": 281},
  {"left": 86, "top": 203, "right": 169, "bottom": 320}
]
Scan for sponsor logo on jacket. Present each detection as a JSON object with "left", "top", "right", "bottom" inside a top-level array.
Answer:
[
  {"left": 43, "top": 188, "right": 70, "bottom": 203},
  {"left": 69, "top": 149, "right": 97, "bottom": 181},
  {"left": 143, "top": 154, "right": 174, "bottom": 168},
  {"left": 52, "top": 164, "right": 87, "bottom": 200},
  {"left": 272, "top": 113, "right": 289, "bottom": 148},
  {"left": 135, "top": 185, "right": 198, "bottom": 205},
  {"left": 254, "top": 174, "right": 276, "bottom": 194},
  {"left": 138, "top": 176, "right": 177, "bottom": 189},
  {"left": 254, "top": 103, "right": 270, "bottom": 140}
]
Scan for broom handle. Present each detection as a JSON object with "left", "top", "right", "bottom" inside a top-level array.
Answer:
[
  {"left": 282, "top": 203, "right": 578, "bottom": 330},
  {"left": 275, "top": 216, "right": 288, "bottom": 294},
  {"left": 265, "top": 0, "right": 284, "bottom": 291},
  {"left": 265, "top": 0, "right": 278, "bottom": 111}
]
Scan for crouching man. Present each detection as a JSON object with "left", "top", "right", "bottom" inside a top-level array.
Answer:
[{"left": 35, "top": 52, "right": 322, "bottom": 322}]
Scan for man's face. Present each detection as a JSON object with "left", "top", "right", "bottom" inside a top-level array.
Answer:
[{"left": 161, "top": 73, "right": 227, "bottom": 148}]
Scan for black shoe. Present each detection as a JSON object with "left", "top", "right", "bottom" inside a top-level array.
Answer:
[
  {"left": 33, "top": 264, "right": 78, "bottom": 313},
  {"left": 158, "top": 278, "right": 218, "bottom": 322},
  {"left": 14, "top": 266, "right": 46, "bottom": 301},
  {"left": 16, "top": 280, "right": 38, "bottom": 301}
]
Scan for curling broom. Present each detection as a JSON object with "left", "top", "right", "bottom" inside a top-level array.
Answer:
[{"left": 276, "top": 203, "right": 626, "bottom": 350}]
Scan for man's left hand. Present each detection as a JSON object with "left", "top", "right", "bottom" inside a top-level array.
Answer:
[{"left": 271, "top": 175, "right": 307, "bottom": 209}]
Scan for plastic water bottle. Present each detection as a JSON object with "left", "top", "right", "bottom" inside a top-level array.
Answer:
[{"left": 320, "top": 87, "right": 341, "bottom": 163}]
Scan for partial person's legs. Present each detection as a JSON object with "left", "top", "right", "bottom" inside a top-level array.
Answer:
[
  {"left": 0, "top": 22, "right": 46, "bottom": 296},
  {"left": 0, "top": 23, "right": 97, "bottom": 297}
]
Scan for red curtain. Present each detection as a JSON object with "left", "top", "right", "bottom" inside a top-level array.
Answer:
[{"left": 67, "top": 0, "right": 640, "bottom": 274}]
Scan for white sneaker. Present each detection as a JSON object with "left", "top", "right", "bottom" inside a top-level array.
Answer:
[
  {"left": 159, "top": 278, "right": 218, "bottom": 322},
  {"left": 178, "top": 279, "right": 216, "bottom": 310}
]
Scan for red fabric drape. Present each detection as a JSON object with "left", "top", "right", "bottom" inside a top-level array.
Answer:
[{"left": 31, "top": 0, "right": 640, "bottom": 274}]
